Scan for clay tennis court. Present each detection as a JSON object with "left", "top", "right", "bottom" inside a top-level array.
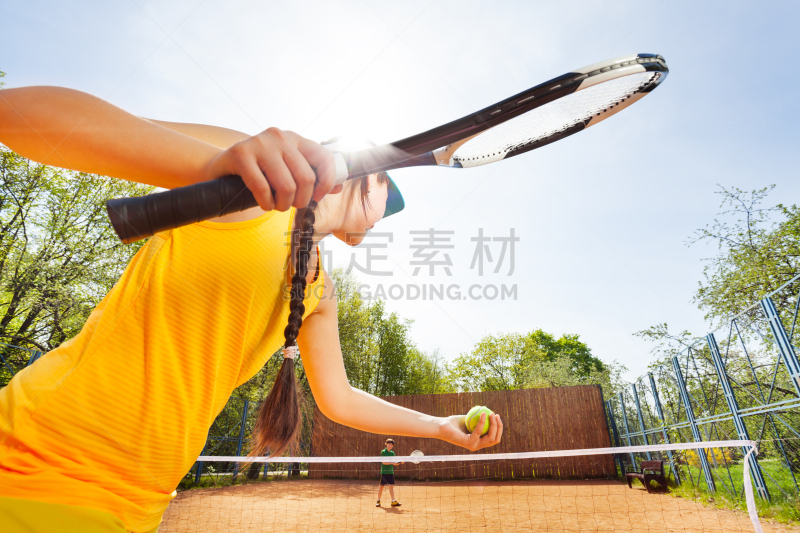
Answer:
[{"left": 159, "top": 478, "right": 797, "bottom": 532}]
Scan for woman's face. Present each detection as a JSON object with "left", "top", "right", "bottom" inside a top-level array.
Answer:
[{"left": 334, "top": 174, "right": 388, "bottom": 246}]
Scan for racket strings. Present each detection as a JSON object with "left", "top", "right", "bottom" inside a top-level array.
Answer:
[{"left": 453, "top": 72, "right": 661, "bottom": 167}]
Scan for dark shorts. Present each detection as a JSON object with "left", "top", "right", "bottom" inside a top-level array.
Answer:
[{"left": 380, "top": 474, "right": 395, "bottom": 485}]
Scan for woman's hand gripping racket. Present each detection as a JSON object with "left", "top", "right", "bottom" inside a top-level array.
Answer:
[{"left": 106, "top": 53, "right": 668, "bottom": 243}]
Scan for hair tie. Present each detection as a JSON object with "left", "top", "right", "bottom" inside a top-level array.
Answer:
[{"left": 283, "top": 345, "right": 299, "bottom": 359}]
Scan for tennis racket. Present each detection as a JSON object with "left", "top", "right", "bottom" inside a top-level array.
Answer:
[{"left": 106, "top": 53, "right": 668, "bottom": 243}]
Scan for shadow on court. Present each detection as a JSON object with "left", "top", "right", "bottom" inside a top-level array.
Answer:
[
  {"left": 378, "top": 507, "right": 405, "bottom": 514},
  {"left": 159, "top": 479, "right": 797, "bottom": 532}
]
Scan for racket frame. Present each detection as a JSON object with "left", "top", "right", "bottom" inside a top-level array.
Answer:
[{"left": 341, "top": 53, "right": 668, "bottom": 177}]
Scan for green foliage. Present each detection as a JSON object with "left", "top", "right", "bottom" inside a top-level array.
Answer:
[
  {"left": 449, "top": 329, "right": 620, "bottom": 394},
  {"left": 217, "top": 347, "right": 319, "bottom": 457},
  {"left": 178, "top": 467, "right": 307, "bottom": 492},
  {"left": 229, "top": 349, "right": 289, "bottom": 405},
  {"left": 637, "top": 185, "right": 799, "bottom": 354},
  {"left": 524, "top": 354, "right": 628, "bottom": 396},
  {"left": 633, "top": 323, "right": 700, "bottom": 370},
  {"left": 0, "top": 149, "right": 154, "bottom": 379},
  {"left": 525, "top": 329, "right": 606, "bottom": 375},
  {"left": 633, "top": 321, "right": 800, "bottom": 472},
  {"left": 449, "top": 332, "right": 543, "bottom": 392},
  {"left": 0, "top": 70, "right": 5, "bottom": 89},
  {"left": 633, "top": 184, "right": 800, "bottom": 474},
  {"left": 689, "top": 185, "right": 799, "bottom": 325},
  {"left": 669, "top": 459, "right": 800, "bottom": 525},
  {"left": 405, "top": 348, "right": 454, "bottom": 394},
  {"left": 330, "top": 267, "right": 453, "bottom": 396}
]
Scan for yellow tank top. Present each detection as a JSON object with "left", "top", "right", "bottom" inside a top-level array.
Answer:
[{"left": 0, "top": 208, "right": 324, "bottom": 532}]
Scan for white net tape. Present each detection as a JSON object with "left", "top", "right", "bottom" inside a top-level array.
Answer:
[{"left": 454, "top": 72, "right": 660, "bottom": 167}]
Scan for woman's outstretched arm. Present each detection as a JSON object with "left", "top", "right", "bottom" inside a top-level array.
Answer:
[
  {"left": 0, "top": 87, "right": 223, "bottom": 188},
  {"left": 142, "top": 119, "right": 250, "bottom": 150},
  {"left": 298, "top": 271, "right": 504, "bottom": 451},
  {"left": 0, "top": 86, "right": 337, "bottom": 210}
]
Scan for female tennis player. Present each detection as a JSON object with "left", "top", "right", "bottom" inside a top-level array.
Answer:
[{"left": 0, "top": 87, "right": 503, "bottom": 532}]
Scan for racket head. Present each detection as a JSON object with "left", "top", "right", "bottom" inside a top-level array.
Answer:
[
  {"left": 409, "top": 450, "right": 424, "bottom": 464},
  {"left": 347, "top": 54, "right": 667, "bottom": 176},
  {"left": 446, "top": 69, "right": 663, "bottom": 168}
]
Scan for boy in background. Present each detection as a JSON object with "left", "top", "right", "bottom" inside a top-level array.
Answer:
[{"left": 377, "top": 438, "right": 403, "bottom": 507}]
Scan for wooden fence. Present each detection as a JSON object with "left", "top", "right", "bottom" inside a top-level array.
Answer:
[{"left": 309, "top": 385, "right": 614, "bottom": 481}]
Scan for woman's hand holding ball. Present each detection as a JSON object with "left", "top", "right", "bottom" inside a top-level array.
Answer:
[{"left": 438, "top": 406, "right": 503, "bottom": 451}]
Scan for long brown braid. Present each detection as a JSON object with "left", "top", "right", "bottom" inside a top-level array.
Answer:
[
  {"left": 249, "top": 172, "right": 390, "bottom": 458},
  {"left": 249, "top": 200, "right": 317, "bottom": 458}
]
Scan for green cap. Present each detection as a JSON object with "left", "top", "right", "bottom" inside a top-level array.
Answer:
[{"left": 322, "top": 137, "right": 405, "bottom": 219}]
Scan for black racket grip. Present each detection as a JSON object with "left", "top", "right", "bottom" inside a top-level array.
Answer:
[{"left": 106, "top": 175, "right": 259, "bottom": 243}]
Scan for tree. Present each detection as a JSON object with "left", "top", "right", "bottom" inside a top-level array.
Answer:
[
  {"left": 0, "top": 149, "right": 154, "bottom": 374},
  {"left": 524, "top": 354, "right": 627, "bottom": 397},
  {"left": 449, "top": 332, "right": 543, "bottom": 392},
  {"left": 524, "top": 329, "right": 606, "bottom": 375},
  {"left": 633, "top": 323, "right": 699, "bottom": 368},
  {"left": 637, "top": 185, "right": 799, "bottom": 353},
  {"left": 330, "top": 267, "right": 452, "bottom": 396},
  {"left": 632, "top": 184, "right": 800, "bottom": 434},
  {"left": 405, "top": 348, "right": 455, "bottom": 394},
  {"left": 449, "top": 329, "right": 610, "bottom": 393},
  {"left": 689, "top": 185, "right": 799, "bottom": 325}
]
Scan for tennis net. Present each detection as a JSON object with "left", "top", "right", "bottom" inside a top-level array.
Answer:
[{"left": 159, "top": 441, "right": 776, "bottom": 532}]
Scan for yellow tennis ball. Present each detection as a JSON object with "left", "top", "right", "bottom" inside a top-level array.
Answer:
[{"left": 465, "top": 406, "right": 493, "bottom": 436}]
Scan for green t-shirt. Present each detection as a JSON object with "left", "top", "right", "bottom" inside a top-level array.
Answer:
[{"left": 380, "top": 449, "right": 396, "bottom": 474}]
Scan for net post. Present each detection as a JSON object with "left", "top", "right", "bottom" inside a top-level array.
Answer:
[
  {"left": 761, "top": 296, "right": 800, "bottom": 395},
  {"left": 647, "top": 372, "right": 681, "bottom": 485},
  {"left": 706, "top": 333, "right": 770, "bottom": 501},
  {"left": 671, "top": 355, "right": 717, "bottom": 492},
  {"left": 232, "top": 399, "right": 250, "bottom": 481}
]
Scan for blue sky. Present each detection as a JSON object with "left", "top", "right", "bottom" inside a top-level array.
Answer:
[{"left": 2, "top": 0, "right": 799, "bottom": 380}]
